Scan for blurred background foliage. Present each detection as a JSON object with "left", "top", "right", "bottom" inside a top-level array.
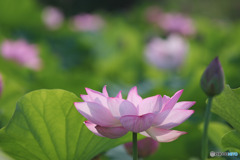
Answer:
[{"left": 0, "top": 0, "right": 240, "bottom": 159}]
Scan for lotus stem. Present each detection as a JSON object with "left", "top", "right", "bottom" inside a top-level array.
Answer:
[
  {"left": 132, "top": 132, "right": 138, "bottom": 160},
  {"left": 202, "top": 97, "right": 213, "bottom": 160}
]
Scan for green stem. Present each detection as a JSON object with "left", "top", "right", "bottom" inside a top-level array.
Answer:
[
  {"left": 132, "top": 132, "right": 138, "bottom": 160},
  {"left": 202, "top": 97, "right": 213, "bottom": 160}
]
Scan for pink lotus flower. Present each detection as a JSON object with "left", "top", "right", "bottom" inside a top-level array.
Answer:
[
  {"left": 0, "top": 39, "right": 42, "bottom": 70},
  {"left": 74, "top": 86, "right": 195, "bottom": 142},
  {"left": 71, "top": 13, "right": 104, "bottom": 32},
  {"left": 145, "top": 34, "right": 188, "bottom": 69},
  {"left": 42, "top": 6, "right": 64, "bottom": 30},
  {"left": 124, "top": 137, "right": 159, "bottom": 158},
  {"left": 159, "top": 13, "right": 195, "bottom": 36}
]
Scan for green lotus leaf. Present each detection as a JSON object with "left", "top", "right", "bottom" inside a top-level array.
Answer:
[{"left": 0, "top": 89, "right": 134, "bottom": 160}]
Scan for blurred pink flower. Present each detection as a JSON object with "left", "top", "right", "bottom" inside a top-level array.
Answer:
[
  {"left": 72, "top": 13, "right": 104, "bottom": 31},
  {"left": 159, "top": 13, "right": 195, "bottom": 36},
  {"left": 124, "top": 137, "right": 159, "bottom": 158},
  {"left": 0, "top": 74, "right": 2, "bottom": 96},
  {"left": 145, "top": 34, "right": 188, "bottom": 69},
  {"left": 42, "top": 6, "right": 64, "bottom": 30},
  {"left": 74, "top": 86, "right": 195, "bottom": 142},
  {"left": 0, "top": 39, "right": 42, "bottom": 70},
  {"left": 145, "top": 7, "right": 163, "bottom": 23}
]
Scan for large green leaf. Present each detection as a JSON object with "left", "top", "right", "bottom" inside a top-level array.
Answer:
[
  {"left": 0, "top": 89, "right": 134, "bottom": 160},
  {"left": 212, "top": 85, "right": 240, "bottom": 133},
  {"left": 199, "top": 122, "right": 231, "bottom": 151},
  {"left": 222, "top": 130, "right": 240, "bottom": 152},
  {"left": 212, "top": 85, "right": 240, "bottom": 152}
]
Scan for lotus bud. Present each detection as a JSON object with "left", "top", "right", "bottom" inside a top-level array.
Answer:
[
  {"left": 124, "top": 137, "right": 159, "bottom": 158},
  {"left": 200, "top": 57, "right": 224, "bottom": 97}
]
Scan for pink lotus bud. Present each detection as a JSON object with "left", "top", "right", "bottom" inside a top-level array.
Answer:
[
  {"left": 200, "top": 57, "right": 224, "bottom": 97},
  {"left": 74, "top": 86, "right": 195, "bottom": 142},
  {"left": 0, "top": 39, "right": 42, "bottom": 71},
  {"left": 42, "top": 6, "right": 64, "bottom": 30},
  {"left": 71, "top": 13, "right": 104, "bottom": 32},
  {"left": 124, "top": 137, "right": 159, "bottom": 158},
  {"left": 145, "top": 34, "right": 188, "bottom": 69},
  {"left": 159, "top": 13, "right": 195, "bottom": 36}
]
